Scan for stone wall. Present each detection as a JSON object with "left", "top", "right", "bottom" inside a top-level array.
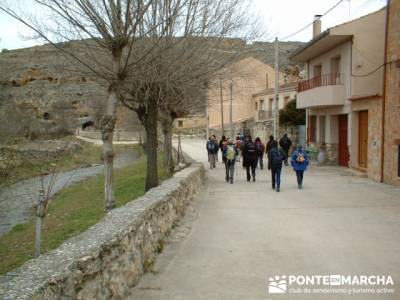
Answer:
[{"left": 0, "top": 164, "right": 205, "bottom": 299}]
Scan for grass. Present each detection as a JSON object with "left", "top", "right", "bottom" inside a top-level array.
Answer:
[
  {"left": 1, "top": 136, "right": 135, "bottom": 186},
  {"left": 0, "top": 152, "right": 168, "bottom": 275}
]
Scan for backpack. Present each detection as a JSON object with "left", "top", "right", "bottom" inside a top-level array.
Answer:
[
  {"left": 296, "top": 151, "right": 305, "bottom": 164},
  {"left": 207, "top": 141, "right": 214, "bottom": 152},
  {"left": 280, "top": 137, "right": 290, "bottom": 149},
  {"left": 246, "top": 142, "right": 257, "bottom": 156},
  {"left": 256, "top": 143, "right": 264, "bottom": 155},
  {"left": 226, "top": 145, "right": 236, "bottom": 161},
  {"left": 271, "top": 148, "right": 283, "bottom": 165}
]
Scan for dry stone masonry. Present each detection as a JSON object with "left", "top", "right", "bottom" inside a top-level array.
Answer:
[{"left": 0, "top": 163, "right": 205, "bottom": 299}]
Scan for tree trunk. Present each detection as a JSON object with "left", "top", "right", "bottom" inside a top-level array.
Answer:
[
  {"left": 101, "top": 88, "right": 118, "bottom": 211},
  {"left": 161, "top": 112, "right": 175, "bottom": 177},
  {"left": 144, "top": 98, "right": 159, "bottom": 191},
  {"left": 35, "top": 215, "right": 42, "bottom": 257}
]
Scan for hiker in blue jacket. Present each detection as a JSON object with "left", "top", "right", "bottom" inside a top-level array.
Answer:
[{"left": 290, "top": 144, "right": 309, "bottom": 189}]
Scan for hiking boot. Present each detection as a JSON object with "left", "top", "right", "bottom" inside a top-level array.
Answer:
[
  {"left": 252, "top": 177, "right": 256, "bottom": 182},
  {"left": 276, "top": 188, "right": 280, "bottom": 192}
]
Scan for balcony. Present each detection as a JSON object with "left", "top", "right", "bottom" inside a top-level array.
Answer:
[
  {"left": 297, "top": 73, "right": 345, "bottom": 109},
  {"left": 255, "top": 110, "right": 273, "bottom": 122}
]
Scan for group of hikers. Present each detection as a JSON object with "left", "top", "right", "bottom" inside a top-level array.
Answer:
[{"left": 206, "top": 133, "right": 309, "bottom": 191}]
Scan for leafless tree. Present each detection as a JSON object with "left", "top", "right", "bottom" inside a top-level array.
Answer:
[
  {"left": 0, "top": 0, "right": 161, "bottom": 211},
  {"left": 122, "top": 0, "right": 260, "bottom": 184}
]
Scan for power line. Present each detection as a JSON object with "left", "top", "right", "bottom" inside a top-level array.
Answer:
[
  {"left": 280, "top": 0, "right": 346, "bottom": 41},
  {"left": 351, "top": 60, "right": 396, "bottom": 77}
]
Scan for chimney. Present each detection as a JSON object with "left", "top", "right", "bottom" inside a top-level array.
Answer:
[{"left": 313, "top": 15, "right": 322, "bottom": 38}]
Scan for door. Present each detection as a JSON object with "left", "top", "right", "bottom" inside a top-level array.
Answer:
[
  {"left": 358, "top": 110, "right": 368, "bottom": 168},
  {"left": 338, "top": 114, "right": 349, "bottom": 167}
]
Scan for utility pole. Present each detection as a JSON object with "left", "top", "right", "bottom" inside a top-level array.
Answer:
[
  {"left": 219, "top": 74, "right": 225, "bottom": 136},
  {"left": 229, "top": 81, "right": 233, "bottom": 139},
  {"left": 274, "top": 37, "right": 280, "bottom": 139}
]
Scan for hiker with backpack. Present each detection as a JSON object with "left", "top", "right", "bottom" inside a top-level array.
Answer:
[
  {"left": 291, "top": 144, "right": 309, "bottom": 189},
  {"left": 279, "top": 133, "right": 292, "bottom": 162},
  {"left": 206, "top": 135, "right": 219, "bottom": 169},
  {"left": 255, "top": 137, "right": 265, "bottom": 169},
  {"left": 242, "top": 134, "right": 258, "bottom": 182},
  {"left": 268, "top": 140, "right": 286, "bottom": 192},
  {"left": 265, "top": 135, "right": 275, "bottom": 170},
  {"left": 223, "top": 138, "right": 239, "bottom": 184}
]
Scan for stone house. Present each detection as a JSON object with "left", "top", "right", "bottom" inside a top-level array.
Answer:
[
  {"left": 383, "top": 0, "right": 400, "bottom": 186},
  {"left": 291, "top": 8, "right": 386, "bottom": 181},
  {"left": 207, "top": 57, "right": 284, "bottom": 138}
]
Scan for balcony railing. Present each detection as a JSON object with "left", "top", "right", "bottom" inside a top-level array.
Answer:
[
  {"left": 257, "top": 110, "right": 273, "bottom": 121},
  {"left": 297, "top": 73, "right": 343, "bottom": 92}
]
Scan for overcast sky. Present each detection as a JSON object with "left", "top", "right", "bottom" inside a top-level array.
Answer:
[{"left": 0, "top": 0, "right": 387, "bottom": 50}]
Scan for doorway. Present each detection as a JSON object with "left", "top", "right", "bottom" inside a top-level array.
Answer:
[
  {"left": 338, "top": 114, "right": 349, "bottom": 167},
  {"left": 358, "top": 110, "right": 368, "bottom": 168}
]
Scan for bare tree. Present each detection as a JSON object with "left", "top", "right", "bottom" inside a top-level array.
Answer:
[
  {"left": 122, "top": 0, "right": 260, "bottom": 183},
  {"left": 33, "top": 163, "right": 60, "bottom": 257},
  {"left": 0, "top": 0, "right": 158, "bottom": 211}
]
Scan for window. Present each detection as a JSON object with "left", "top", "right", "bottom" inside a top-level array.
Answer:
[
  {"left": 284, "top": 96, "right": 290, "bottom": 107},
  {"left": 313, "top": 64, "right": 322, "bottom": 77},
  {"left": 178, "top": 120, "right": 183, "bottom": 127},
  {"left": 260, "top": 100, "right": 264, "bottom": 110},
  {"left": 255, "top": 102, "right": 258, "bottom": 111},
  {"left": 330, "top": 56, "right": 341, "bottom": 74},
  {"left": 269, "top": 98, "right": 274, "bottom": 111}
]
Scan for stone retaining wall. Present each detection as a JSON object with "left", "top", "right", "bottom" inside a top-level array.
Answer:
[{"left": 0, "top": 164, "right": 205, "bottom": 299}]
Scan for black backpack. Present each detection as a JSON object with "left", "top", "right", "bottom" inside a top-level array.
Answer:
[{"left": 246, "top": 142, "right": 257, "bottom": 156}]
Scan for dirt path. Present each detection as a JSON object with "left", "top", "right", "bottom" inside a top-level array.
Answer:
[{"left": 0, "top": 150, "right": 139, "bottom": 237}]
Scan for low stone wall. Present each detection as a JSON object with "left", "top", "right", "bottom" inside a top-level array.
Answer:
[
  {"left": 77, "top": 129, "right": 142, "bottom": 142},
  {"left": 0, "top": 164, "right": 204, "bottom": 299}
]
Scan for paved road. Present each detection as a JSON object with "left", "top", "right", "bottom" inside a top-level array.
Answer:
[
  {"left": 0, "top": 151, "right": 138, "bottom": 236},
  {"left": 129, "top": 138, "right": 400, "bottom": 300}
]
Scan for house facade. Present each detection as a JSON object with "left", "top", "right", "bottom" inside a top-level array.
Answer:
[
  {"left": 291, "top": 8, "right": 386, "bottom": 181},
  {"left": 207, "top": 57, "right": 283, "bottom": 137},
  {"left": 383, "top": 0, "right": 400, "bottom": 186},
  {"left": 253, "top": 83, "right": 297, "bottom": 123},
  {"left": 252, "top": 83, "right": 299, "bottom": 143}
]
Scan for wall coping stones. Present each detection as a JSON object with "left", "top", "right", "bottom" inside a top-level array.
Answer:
[{"left": 0, "top": 162, "right": 205, "bottom": 299}]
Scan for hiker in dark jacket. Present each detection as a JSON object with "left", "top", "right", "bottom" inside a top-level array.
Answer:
[
  {"left": 290, "top": 144, "right": 309, "bottom": 189},
  {"left": 269, "top": 140, "right": 286, "bottom": 192},
  {"left": 219, "top": 135, "right": 227, "bottom": 163},
  {"left": 223, "top": 138, "right": 239, "bottom": 184},
  {"left": 279, "top": 133, "right": 292, "bottom": 161},
  {"left": 266, "top": 135, "right": 275, "bottom": 170},
  {"left": 242, "top": 135, "right": 258, "bottom": 182}
]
